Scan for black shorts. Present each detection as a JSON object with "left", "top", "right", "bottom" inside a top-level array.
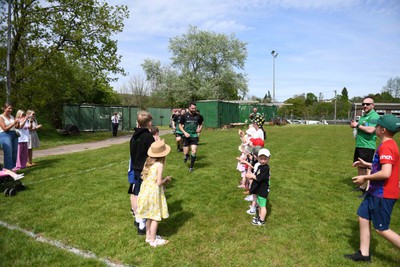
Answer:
[
  {"left": 175, "top": 133, "right": 183, "bottom": 138},
  {"left": 353, "top": 147, "right": 375, "bottom": 163},
  {"left": 128, "top": 178, "right": 143, "bottom": 196},
  {"left": 183, "top": 136, "right": 199, "bottom": 147}
]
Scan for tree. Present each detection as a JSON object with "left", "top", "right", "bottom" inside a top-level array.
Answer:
[
  {"left": 0, "top": 0, "right": 128, "bottom": 126},
  {"left": 120, "top": 74, "right": 150, "bottom": 109},
  {"left": 382, "top": 77, "right": 400, "bottom": 98},
  {"left": 341, "top": 87, "right": 349, "bottom": 102},
  {"left": 168, "top": 26, "right": 248, "bottom": 102},
  {"left": 305, "top": 93, "right": 317, "bottom": 106},
  {"left": 0, "top": 1, "right": 128, "bottom": 97}
]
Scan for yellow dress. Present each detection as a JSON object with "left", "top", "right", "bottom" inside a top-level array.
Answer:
[{"left": 136, "top": 162, "right": 169, "bottom": 221}]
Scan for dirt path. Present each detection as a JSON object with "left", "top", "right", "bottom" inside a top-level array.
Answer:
[{"left": 1, "top": 130, "right": 173, "bottom": 161}]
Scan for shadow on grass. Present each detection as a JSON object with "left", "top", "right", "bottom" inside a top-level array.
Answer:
[
  {"left": 266, "top": 201, "right": 273, "bottom": 219},
  {"left": 33, "top": 158, "right": 63, "bottom": 170},
  {"left": 343, "top": 218, "right": 378, "bottom": 257},
  {"left": 339, "top": 176, "right": 359, "bottom": 190},
  {"left": 345, "top": 216, "right": 400, "bottom": 264},
  {"left": 160, "top": 199, "right": 194, "bottom": 238}
]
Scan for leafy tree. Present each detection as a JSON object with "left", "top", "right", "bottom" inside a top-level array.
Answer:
[
  {"left": 0, "top": 0, "right": 128, "bottom": 126},
  {"left": 168, "top": 26, "right": 248, "bottom": 102},
  {"left": 281, "top": 95, "right": 306, "bottom": 119},
  {"left": 305, "top": 93, "right": 317, "bottom": 106},
  {"left": 382, "top": 77, "right": 400, "bottom": 98},
  {"left": 341, "top": 87, "right": 349, "bottom": 102}
]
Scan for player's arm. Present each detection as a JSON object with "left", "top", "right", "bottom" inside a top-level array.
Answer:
[{"left": 352, "top": 163, "right": 392, "bottom": 185}]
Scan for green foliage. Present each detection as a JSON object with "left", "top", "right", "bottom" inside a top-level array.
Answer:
[
  {"left": 0, "top": 0, "right": 128, "bottom": 127},
  {"left": 142, "top": 26, "right": 248, "bottom": 106},
  {"left": 382, "top": 76, "right": 400, "bottom": 98},
  {"left": 1, "top": 127, "right": 399, "bottom": 266}
]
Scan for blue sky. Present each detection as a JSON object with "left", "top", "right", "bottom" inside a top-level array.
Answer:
[{"left": 109, "top": 0, "right": 400, "bottom": 102}]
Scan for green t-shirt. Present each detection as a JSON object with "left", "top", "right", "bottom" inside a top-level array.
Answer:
[{"left": 355, "top": 110, "right": 380, "bottom": 149}]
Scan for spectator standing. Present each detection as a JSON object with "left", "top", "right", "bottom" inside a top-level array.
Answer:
[
  {"left": 111, "top": 112, "right": 120, "bottom": 137},
  {"left": 26, "top": 110, "right": 41, "bottom": 167},
  {"left": 0, "top": 103, "right": 19, "bottom": 170},
  {"left": 248, "top": 107, "right": 260, "bottom": 122},
  {"left": 15, "top": 110, "right": 31, "bottom": 170},
  {"left": 350, "top": 97, "right": 380, "bottom": 194},
  {"left": 128, "top": 111, "right": 155, "bottom": 235},
  {"left": 136, "top": 140, "right": 172, "bottom": 247}
]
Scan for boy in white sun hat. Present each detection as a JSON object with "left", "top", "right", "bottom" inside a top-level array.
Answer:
[{"left": 246, "top": 148, "right": 271, "bottom": 226}]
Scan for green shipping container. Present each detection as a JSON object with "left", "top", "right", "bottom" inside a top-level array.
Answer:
[{"left": 196, "top": 100, "right": 239, "bottom": 128}]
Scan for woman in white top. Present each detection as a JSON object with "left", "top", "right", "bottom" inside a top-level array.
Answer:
[{"left": 0, "top": 103, "right": 20, "bottom": 169}]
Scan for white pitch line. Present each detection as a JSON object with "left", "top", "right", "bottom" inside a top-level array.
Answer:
[
  {"left": 25, "top": 161, "right": 126, "bottom": 185},
  {"left": 0, "top": 220, "right": 130, "bottom": 267}
]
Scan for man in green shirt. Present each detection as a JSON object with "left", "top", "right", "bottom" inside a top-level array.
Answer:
[{"left": 350, "top": 97, "right": 380, "bottom": 193}]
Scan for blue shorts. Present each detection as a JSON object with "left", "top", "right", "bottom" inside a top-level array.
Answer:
[
  {"left": 357, "top": 193, "right": 397, "bottom": 231},
  {"left": 128, "top": 178, "right": 143, "bottom": 196}
]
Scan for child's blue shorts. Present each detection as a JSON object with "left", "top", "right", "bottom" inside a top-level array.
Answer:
[{"left": 357, "top": 193, "right": 397, "bottom": 231}]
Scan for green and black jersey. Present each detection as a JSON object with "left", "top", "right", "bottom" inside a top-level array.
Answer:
[{"left": 180, "top": 112, "right": 203, "bottom": 138}]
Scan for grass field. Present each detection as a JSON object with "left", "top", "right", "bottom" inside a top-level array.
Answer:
[{"left": 1, "top": 125, "right": 399, "bottom": 266}]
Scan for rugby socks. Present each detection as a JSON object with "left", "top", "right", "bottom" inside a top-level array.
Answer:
[{"left": 190, "top": 154, "right": 196, "bottom": 168}]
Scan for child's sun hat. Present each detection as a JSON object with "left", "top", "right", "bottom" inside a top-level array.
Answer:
[{"left": 148, "top": 140, "right": 171, "bottom": 157}]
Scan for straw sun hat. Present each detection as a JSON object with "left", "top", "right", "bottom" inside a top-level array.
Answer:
[{"left": 148, "top": 140, "right": 171, "bottom": 158}]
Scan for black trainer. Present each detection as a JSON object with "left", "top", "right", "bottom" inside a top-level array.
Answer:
[
  {"left": 137, "top": 226, "right": 146, "bottom": 235},
  {"left": 358, "top": 191, "right": 367, "bottom": 199},
  {"left": 352, "top": 187, "right": 364, "bottom": 192},
  {"left": 344, "top": 250, "right": 371, "bottom": 262},
  {"left": 183, "top": 156, "right": 189, "bottom": 163}
]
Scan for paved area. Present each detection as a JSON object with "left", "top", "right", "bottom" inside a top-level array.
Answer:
[{"left": 1, "top": 129, "right": 173, "bottom": 161}]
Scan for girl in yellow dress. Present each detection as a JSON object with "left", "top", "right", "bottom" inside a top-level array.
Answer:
[{"left": 136, "top": 140, "right": 171, "bottom": 247}]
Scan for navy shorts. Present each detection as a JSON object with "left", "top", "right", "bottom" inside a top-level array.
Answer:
[
  {"left": 182, "top": 136, "right": 199, "bottom": 147},
  {"left": 357, "top": 193, "right": 397, "bottom": 231},
  {"left": 128, "top": 178, "right": 143, "bottom": 196},
  {"left": 353, "top": 148, "right": 375, "bottom": 163}
]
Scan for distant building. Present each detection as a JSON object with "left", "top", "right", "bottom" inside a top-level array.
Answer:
[{"left": 355, "top": 103, "right": 400, "bottom": 119}]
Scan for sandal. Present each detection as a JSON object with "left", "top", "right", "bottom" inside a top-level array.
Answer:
[
  {"left": 150, "top": 238, "right": 168, "bottom": 247},
  {"left": 146, "top": 235, "right": 162, "bottom": 243}
]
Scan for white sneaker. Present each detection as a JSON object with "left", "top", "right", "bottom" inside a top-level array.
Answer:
[
  {"left": 246, "top": 208, "right": 256, "bottom": 215},
  {"left": 244, "top": 195, "right": 253, "bottom": 201}
]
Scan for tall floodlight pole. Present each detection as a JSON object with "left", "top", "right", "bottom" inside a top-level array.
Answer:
[
  {"left": 271, "top": 50, "right": 278, "bottom": 103},
  {"left": 6, "top": 0, "right": 12, "bottom": 103}
]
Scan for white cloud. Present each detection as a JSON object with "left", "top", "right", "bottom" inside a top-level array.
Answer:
[{"left": 108, "top": 0, "right": 400, "bottom": 100}]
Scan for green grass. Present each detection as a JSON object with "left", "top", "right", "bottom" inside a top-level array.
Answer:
[{"left": 1, "top": 125, "right": 399, "bottom": 266}]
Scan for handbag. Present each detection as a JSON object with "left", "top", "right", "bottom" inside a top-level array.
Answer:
[{"left": 15, "top": 130, "right": 21, "bottom": 137}]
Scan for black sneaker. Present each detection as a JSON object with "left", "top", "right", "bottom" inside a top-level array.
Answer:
[
  {"left": 352, "top": 187, "right": 365, "bottom": 192},
  {"left": 344, "top": 250, "right": 371, "bottom": 262},
  {"left": 252, "top": 218, "right": 265, "bottom": 226},
  {"left": 252, "top": 216, "right": 260, "bottom": 224},
  {"left": 137, "top": 226, "right": 146, "bottom": 235},
  {"left": 358, "top": 191, "right": 367, "bottom": 199}
]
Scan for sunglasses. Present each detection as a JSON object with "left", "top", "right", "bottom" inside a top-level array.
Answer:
[{"left": 362, "top": 103, "right": 373, "bottom": 106}]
